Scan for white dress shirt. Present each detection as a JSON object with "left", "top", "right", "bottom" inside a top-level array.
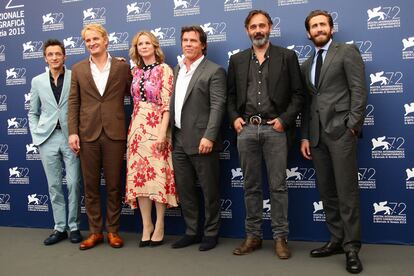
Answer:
[
  {"left": 174, "top": 55, "right": 204, "bottom": 128},
  {"left": 89, "top": 53, "right": 112, "bottom": 96}
]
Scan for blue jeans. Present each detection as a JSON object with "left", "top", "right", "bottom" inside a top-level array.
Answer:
[{"left": 237, "top": 124, "right": 289, "bottom": 239}]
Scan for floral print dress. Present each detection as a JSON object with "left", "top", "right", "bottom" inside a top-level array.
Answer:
[{"left": 125, "top": 63, "right": 178, "bottom": 208}]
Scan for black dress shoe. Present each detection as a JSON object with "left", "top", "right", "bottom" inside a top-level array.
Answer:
[
  {"left": 310, "top": 242, "right": 344, "bottom": 257},
  {"left": 171, "top": 235, "right": 202, "bottom": 249},
  {"left": 44, "top": 230, "right": 68, "bottom": 245},
  {"left": 199, "top": 236, "right": 218, "bottom": 251},
  {"left": 69, "top": 230, "right": 83, "bottom": 243},
  {"left": 150, "top": 239, "right": 164, "bottom": 247},
  {"left": 346, "top": 251, "right": 363, "bottom": 274}
]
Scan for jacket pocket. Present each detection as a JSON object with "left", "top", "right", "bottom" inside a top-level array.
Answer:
[{"left": 334, "top": 103, "right": 349, "bottom": 112}]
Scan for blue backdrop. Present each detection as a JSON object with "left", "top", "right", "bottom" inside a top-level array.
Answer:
[{"left": 0, "top": 0, "right": 413, "bottom": 245}]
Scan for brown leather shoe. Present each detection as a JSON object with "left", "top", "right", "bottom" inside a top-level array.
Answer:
[
  {"left": 79, "top": 233, "right": 104, "bottom": 250},
  {"left": 233, "top": 236, "right": 262, "bottom": 255},
  {"left": 275, "top": 237, "right": 291, "bottom": 259},
  {"left": 108, "top": 232, "right": 124, "bottom": 248}
]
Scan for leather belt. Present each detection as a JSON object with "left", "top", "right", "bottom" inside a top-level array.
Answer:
[{"left": 244, "top": 115, "right": 271, "bottom": 125}]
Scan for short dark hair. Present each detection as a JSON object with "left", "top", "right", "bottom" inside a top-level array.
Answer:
[
  {"left": 304, "top": 10, "right": 333, "bottom": 32},
  {"left": 43, "top": 39, "right": 65, "bottom": 56},
  {"left": 244, "top": 9, "right": 273, "bottom": 28},
  {"left": 181, "top": 25, "right": 207, "bottom": 55}
]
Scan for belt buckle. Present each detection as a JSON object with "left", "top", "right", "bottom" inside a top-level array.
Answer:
[{"left": 249, "top": 115, "right": 262, "bottom": 125}]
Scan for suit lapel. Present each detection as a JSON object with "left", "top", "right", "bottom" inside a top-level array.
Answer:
[
  {"left": 183, "top": 57, "right": 207, "bottom": 104},
  {"left": 41, "top": 71, "right": 59, "bottom": 108},
  {"left": 268, "top": 46, "right": 283, "bottom": 93},
  {"left": 237, "top": 50, "right": 250, "bottom": 104},
  {"left": 59, "top": 67, "right": 70, "bottom": 106},
  {"left": 318, "top": 42, "right": 338, "bottom": 86},
  {"left": 102, "top": 58, "right": 118, "bottom": 98},
  {"left": 304, "top": 56, "right": 317, "bottom": 94},
  {"left": 84, "top": 60, "right": 101, "bottom": 98}
]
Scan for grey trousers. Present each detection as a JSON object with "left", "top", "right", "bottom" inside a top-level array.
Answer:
[
  {"left": 172, "top": 129, "right": 221, "bottom": 237},
  {"left": 311, "top": 129, "right": 361, "bottom": 252},
  {"left": 237, "top": 125, "right": 289, "bottom": 239}
]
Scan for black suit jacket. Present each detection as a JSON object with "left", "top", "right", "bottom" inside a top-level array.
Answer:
[
  {"left": 170, "top": 57, "right": 227, "bottom": 155},
  {"left": 227, "top": 44, "right": 305, "bottom": 145}
]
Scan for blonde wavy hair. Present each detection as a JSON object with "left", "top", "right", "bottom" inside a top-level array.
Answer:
[
  {"left": 81, "top": 23, "right": 108, "bottom": 41},
  {"left": 129, "top": 31, "right": 165, "bottom": 69}
]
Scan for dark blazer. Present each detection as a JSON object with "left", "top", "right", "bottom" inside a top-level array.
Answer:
[
  {"left": 301, "top": 42, "right": 368, "bottom": 146},
  {"left": 68, "top": 58, "right": 132, "bottom": 142},
  {"left": 227, "top": 44, "right": 305, "bottom": 145},
  {"left": 170, "top": 57, "right": 227, "bottom": 155}
]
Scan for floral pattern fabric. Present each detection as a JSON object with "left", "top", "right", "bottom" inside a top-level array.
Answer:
[{"left": 125, "top": 63, "right": 178, "bottom": 208}]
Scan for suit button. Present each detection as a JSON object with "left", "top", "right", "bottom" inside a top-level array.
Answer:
[{"left": 316, "top": 110, "right": 319, "bottom": 113}]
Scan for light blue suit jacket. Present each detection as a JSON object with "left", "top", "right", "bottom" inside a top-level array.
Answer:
[{"left": 28, "top": 69, "right": 71, "bottom": 146}]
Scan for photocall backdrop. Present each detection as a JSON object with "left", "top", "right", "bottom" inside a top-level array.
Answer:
[{"left": 0, "top": 0, "right": 413, "bottom": 245}]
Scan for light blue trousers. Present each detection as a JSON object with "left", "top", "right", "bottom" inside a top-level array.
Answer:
[{"left": 38, "top": 129, "right": 81, "bottom": 232}]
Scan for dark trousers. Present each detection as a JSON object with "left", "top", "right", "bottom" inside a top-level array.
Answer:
[
  {"left": 80, "top": 131, "right": 126, "bottom": 233},
  {"left": 172, "top": 128, "right": 220, "bottom": 237},
  {"left": 311, "top": 129, "right": 361, "bottom": 252}
]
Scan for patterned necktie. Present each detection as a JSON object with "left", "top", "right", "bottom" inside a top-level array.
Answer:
[{"left": 314, "top": 49, "right": 324, "bottom": 87}]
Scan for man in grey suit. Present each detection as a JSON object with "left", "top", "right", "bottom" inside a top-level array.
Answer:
[
  {"left": 300, "top": 10, "right": 367, "bottom": 273},
  {"left": 28, "top": 39, "right": 82, "bottom": 245},
  {"left": 228, "top": 10, "right": 304, "bottom": 259},
  {"left": 170, "top": 25, "right": 226, "bottom": 251}
]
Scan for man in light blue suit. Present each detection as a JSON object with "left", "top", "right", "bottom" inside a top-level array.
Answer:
[{"left": 28, "top": 39, "right": 82, "bottom": 245}]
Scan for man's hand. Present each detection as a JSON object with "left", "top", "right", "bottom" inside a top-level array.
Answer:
[
  {"left": 199, "top": 137, "right": 214, "bottom": 154},
  {"left": 300, "top": 139, "right": 312, "bottom": 160},
  {"left": 233, "top": 117, "right": 246, "bottom": 134},
  {"left": 69, "top": 134, "right": 80, "bottom": 155},
  {"left": 267, "top": 118, "right": 284, "bottom": 132}
]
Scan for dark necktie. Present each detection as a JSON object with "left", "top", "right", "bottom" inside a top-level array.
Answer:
[{"left": 314, "top": 49, "right": 324, "bottom": 87}]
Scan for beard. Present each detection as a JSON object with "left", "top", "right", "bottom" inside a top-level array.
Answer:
[
  {"left": 310, "top": 31, "right": 333, "bottom": 47},
  {"left": 250, "top": 32, "right": 270, "bottom": 47}
]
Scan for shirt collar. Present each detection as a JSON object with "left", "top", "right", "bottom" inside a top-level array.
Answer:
[
  {"left": 251, "top": 44, "right": 271, "bottom": 61},
  {"left": 179, "top": 55, "right": 204, "bottom": 70},
  {"left": 49, "top": 66, "right": 65, "bottom": 79},
  {"left": 314, "top": 39, "right": 332, "bottom": 54},
  {"left": 89, "top": 53, "right": 112, "bottom": 65}
]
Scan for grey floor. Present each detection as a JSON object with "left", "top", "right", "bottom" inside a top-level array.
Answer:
[{"left": 0, "top": 227, "right": 413, "bottom": 276}]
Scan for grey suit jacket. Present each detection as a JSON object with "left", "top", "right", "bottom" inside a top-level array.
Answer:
[
  {"left": 301, "top": 42, "right": 368, "bottom": 146},
  {"left": 28, "top": 69, "right": 71, "bottom": 146},
  {"left": 170, "top": 57, "right": 227, "bottom": 155}
]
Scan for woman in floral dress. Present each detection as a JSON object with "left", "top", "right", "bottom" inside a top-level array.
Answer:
[{"left": 125, "top": 31, "right": 177, "bottom": 247}]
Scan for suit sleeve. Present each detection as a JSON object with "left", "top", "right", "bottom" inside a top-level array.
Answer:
[
  {"left": 344, "top": 44, "right": 368, "bottom": 132},
  {"left": 28, "top": 78, "right": 41, "bottom": 134},
  {"left": 278, "top": 50, "right": 305, "bottom": 129},
  {"left": 68, "top": 66, "right": 80, "bottom": 136},
  {"left": 125, "top": 63, "right": 133, "bottom": 97},
  {"left": 226, "top": 56, "right": 239, "bottom": 125},
  {"left": 300, "top": 64, "right": 311, "bottom": 140},
  {"left": 204, "top": 66, "right": 227, "bottom": 142}
]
